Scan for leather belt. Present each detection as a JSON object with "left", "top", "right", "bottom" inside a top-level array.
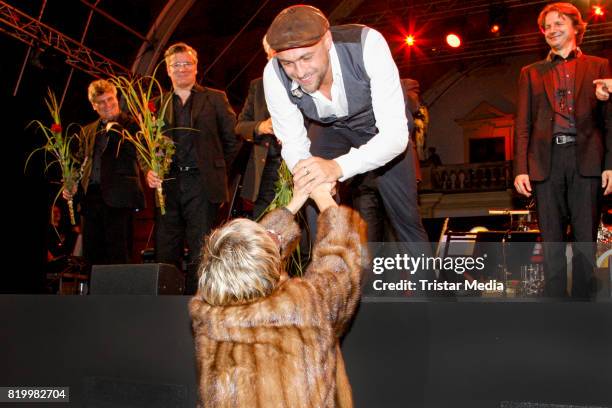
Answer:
[
  {"left": 173, "top": 166, "right": 199, "bottom": 172},
  {"left": 553, "top": 135, "right": 576, "bottom": 145}
]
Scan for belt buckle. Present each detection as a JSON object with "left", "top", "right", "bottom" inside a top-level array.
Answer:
[{"left": 555, "top": 135, "right": 574, "bottom": 145}]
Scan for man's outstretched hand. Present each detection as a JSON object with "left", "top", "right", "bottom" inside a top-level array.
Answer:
[{"left": 293, "top": 157, "right": 342, "bottom": 191}]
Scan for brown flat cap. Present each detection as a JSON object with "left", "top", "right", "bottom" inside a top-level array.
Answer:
[{"left": 266, "top": 5, "right": 330, "bottom": 53}]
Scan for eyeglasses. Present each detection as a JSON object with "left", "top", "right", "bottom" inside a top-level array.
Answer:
[{"left": 169, "top": 61, "right": 195, "bottom": 69}]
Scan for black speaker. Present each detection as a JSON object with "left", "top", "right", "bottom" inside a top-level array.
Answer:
[{"left": 90, "top": 263, "right": 185, "bottom": 295}]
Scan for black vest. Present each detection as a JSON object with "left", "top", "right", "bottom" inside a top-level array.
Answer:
[{"left": 273, "top": 25, "right": 378, "bottom": 138}]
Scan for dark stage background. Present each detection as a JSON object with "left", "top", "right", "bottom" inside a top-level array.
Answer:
[{"left": 4, "top": 0, "right": 611, "bottom": 295}]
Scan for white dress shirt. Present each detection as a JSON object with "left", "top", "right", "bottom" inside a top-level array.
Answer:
[{"left": 263, "top": 27, "right": 408, "bottom": 181}]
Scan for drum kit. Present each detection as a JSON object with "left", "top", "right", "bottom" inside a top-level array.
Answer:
[{"left": 437, "top": 208, "right": 543, "bottom": 297}]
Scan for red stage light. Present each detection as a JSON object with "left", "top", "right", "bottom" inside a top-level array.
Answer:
[
  {"left": 490, "top": 24, "right": 500, "bottom": 33},
  {"left": 405, "top": 35, "right": 415, "bottom": 46},
  {"left": 593, "top": 5, "right": 604, "bottom": 16},
  {"left": 446, "top": 33, "right": 461, "bottom": 48}
]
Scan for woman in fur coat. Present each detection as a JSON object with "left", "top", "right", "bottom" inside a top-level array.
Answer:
[{"left": 190, "top": 182, "right": 367, "bottom": 407}]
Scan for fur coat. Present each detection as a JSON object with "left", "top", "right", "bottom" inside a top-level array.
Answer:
[{"left": 190, "top": 206, "right": 367, "bottom": 407}]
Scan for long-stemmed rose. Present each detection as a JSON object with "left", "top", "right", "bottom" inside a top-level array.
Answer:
[
  {"left": 111, "top": 72, "right": 175, "bottom": 214},
  {"left": 26, "top": 89, "right": 83, "bottom": 225}
]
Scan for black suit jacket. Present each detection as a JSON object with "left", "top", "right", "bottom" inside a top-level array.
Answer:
[
  {"left": 514, "top": 53, "right": 612, "bottom": 181},
  {"left": 235, "top": 78, "right": 270, "bottom": 143},
  {"left": 235, "top": 77, "right": 279, "bottom": 201},
  {"left": 162, "top": 84, "right": 240, "bottom": 203},
  {"left": 79, "top": 112, "right": 145, "bottom": 209}
]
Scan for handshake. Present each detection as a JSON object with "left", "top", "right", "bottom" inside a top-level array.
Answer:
[
  {"left": 284, "top": 157, "right": 343, "bottom": 215},
  {"left": 285, "top": 180, "right": 337, "bottom": 216},
  {"left": 594, "top": 78, "right": 611, "bottom": 101}
]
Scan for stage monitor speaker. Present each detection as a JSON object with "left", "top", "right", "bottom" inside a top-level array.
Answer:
[{"left": 90, "top": 263, "right": 185, "bottom": 295}]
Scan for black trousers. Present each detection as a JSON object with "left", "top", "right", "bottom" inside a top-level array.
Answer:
[
  {"left": 155, "top": 170, "right": 219, "bottom": 295},
  {"left": 351, "top": 152, "right": 429, "bottom": 244},
  {"left": 307, "top": 123, "right": 428, "bottom": 242},
  {"left": 533, "top": 143, "right": 599, "bottom": 298},
  {"left": 82, "top": 185, "right": 134, "bottom": 266},
  {"left": 306, "top": 124, "right": 435, "bottom": 296},
  {"left": 304, "top": 124, "right": 434, "bottom": 291}
]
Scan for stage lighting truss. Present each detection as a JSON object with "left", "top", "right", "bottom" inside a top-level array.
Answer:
[
  {"left": 0, "top": 1, "right": 130, "bottom": 78},
  {"left": 339, "top": 0, "right": 611, "bottom": 67}
]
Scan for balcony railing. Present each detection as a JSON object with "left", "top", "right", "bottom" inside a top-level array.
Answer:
[{"left": 420, "top": 161, "right": 513, "bottom": 193}]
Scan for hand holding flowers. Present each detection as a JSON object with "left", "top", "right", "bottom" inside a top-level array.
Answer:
[
  {"left": 26, "top": 89, "right": 83, "bottom": 225},
  {"left": 111, "top": 73, "right": 175, "bottom": 214}
]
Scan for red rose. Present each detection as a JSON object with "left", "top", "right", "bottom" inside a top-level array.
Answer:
[
  {"left": 50, "top": 123, "right": 62, "bottom": 133},
  {"left": 147, "top": 101, "right": 157, "bottom": 114}
]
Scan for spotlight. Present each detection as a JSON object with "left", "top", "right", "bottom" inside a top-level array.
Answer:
[
  {"left": 593, "top": 5, "right": 605, "bottom": 16},
  {"left": 446, "top": 33, "right": 461, "bottom": 48},
  {"left": 405, "top": 35, "right": 415, "bottom": 46},
  {"left": 488, "top": 4, "right": 507, "bottom": 36}
]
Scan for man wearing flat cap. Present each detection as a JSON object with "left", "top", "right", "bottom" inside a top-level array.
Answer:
[{"left": 263, "top": 5, "right": 429, "bottom": 249}]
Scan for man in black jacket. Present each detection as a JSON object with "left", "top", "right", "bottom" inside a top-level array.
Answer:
[
  {"left": 144, "top": 43, "right": 241, "bottom": 294},
  {"left": 513, "top": 3, "right": 612, "bottom": 297},
  {"left": 63, "top": 79, "right": 144, "bottom": 266}
]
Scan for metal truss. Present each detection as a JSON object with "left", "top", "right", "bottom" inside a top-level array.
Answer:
[{"left": 0, "top": 1, "right": 130, "bottom": 79}]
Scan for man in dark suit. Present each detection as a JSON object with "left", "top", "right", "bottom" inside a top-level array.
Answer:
[
  {"left": 63, "top": 79, "right": 145, "bottom": 266},
  {"left": 235, "top": 77, "right": 282, "bottom": 219},
  {"left": 144, "top": 42, "right": 241, "bottom": 294},
  {"left": 513, "top": 2, "right": 612, "bottom": 298}
]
